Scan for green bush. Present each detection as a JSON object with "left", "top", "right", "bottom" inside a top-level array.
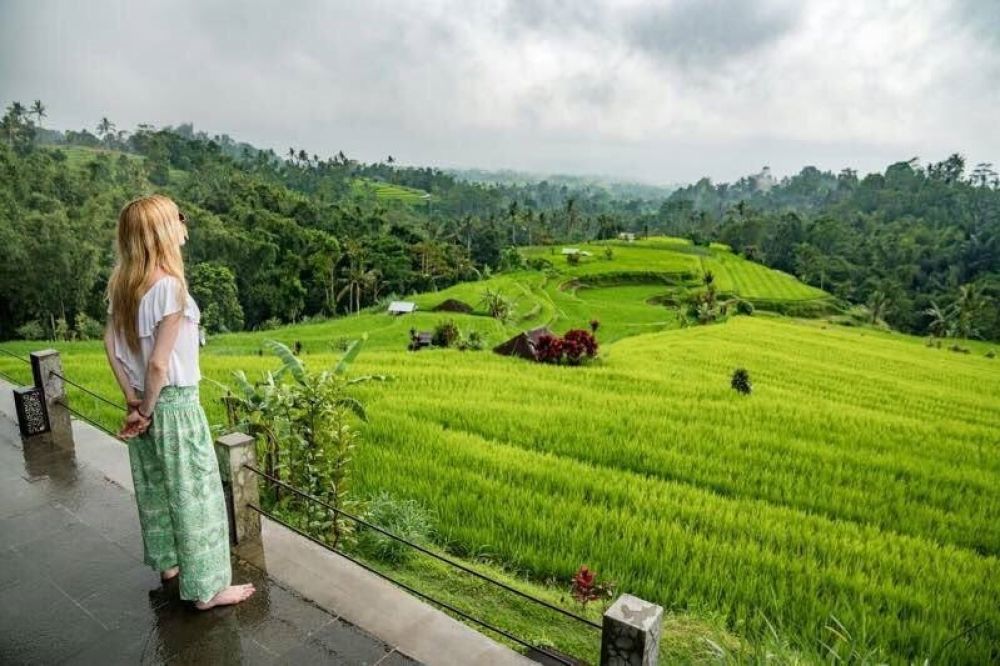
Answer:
[
  {"left": 736, "top": 300, "right": 755, "bottom": 316},
  {"left": 16, "top": 319, "right": 46, "bottom": 340},
  {"left": 354, "top": 492, "right": 435, "bottom": 565},
  {"left": 432, "top": 319, "right": 460, "bottom": 347},
  {"left": 458, "top": 329, "right": 485, "bottom": 351},
  {"left": 75, "top": 312, "right": 104, "bottom": 340}
]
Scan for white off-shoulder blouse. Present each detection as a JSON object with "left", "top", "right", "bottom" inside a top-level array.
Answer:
[{"left": 109, "top": 276, "right": 202, "bottom": 390}]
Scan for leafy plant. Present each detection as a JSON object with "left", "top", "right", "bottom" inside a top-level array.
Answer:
[
  {"left": 731, "top": 367, "right": 752, "bottom": 395},
  {"left": 354, "top": 491, "right": 436, "bottom": 565},
  {"left": 479, "top": 288, "right": 514, "bottom": 322},
  {"left": 213, "top": 335, "right": 388, "bottom": 547},
  {"left": 569, "top": 565, "right": 615, "bottom": 609},
  {"left": 432, "top": 319, "right": 460, "bottom": 348}
]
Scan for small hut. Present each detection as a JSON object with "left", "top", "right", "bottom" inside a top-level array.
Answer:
[
  {"left": 388, "top": 301, "right": 417, "bottom": 315},
  {"left": 408, "top": 331, "right": 433, "bottom": 351},
  {"left": 493, "top": 327, "right": 554, "bottom": 360},
  {"left": 432, "top": 298, "right": 474, "bottom": 314}
]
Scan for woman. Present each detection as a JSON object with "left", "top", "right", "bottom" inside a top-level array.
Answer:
[{"left": 103, "top": 194, "right": 255, "bottom": 610}]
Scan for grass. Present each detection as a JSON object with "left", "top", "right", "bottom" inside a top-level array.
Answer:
[{"left": 1, "top": 239, "right": 997, "bottom": 663}]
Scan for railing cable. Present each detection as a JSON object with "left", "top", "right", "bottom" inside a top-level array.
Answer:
[
  {"left": 47, "top": 369, "right": 127, "bottom": 412},
  {"left": 243, "top": 462, "right": 601, "bottom": 630},
  {"left": 0, "top": 348, "right": 31, "bottom": 364},
  {"left": 246, "top": 503, "right": 579, "bottom": 666}
]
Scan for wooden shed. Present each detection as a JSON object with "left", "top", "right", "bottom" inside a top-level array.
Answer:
[{"left": 492, "top": 327, "right": 554, "bottom": 360}]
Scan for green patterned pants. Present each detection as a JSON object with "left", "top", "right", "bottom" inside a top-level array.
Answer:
[{"left": 127, "top": 385, "right": 232, "bottom": 603}]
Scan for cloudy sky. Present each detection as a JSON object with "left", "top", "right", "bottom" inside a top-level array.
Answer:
[{"left": 2, "top": 0, "right": 998, "bottom": 184}]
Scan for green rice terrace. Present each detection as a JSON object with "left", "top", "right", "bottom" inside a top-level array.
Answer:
[{"left": 2, "top": 238, "right": 998, "bottom": 663}]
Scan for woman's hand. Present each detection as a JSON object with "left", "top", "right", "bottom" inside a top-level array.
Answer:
[{"left": 118, "top": 409, "right": 151, "bottom": 440}]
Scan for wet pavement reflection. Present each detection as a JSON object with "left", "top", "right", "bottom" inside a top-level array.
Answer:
[{"left": 0, "top": 412, "right": 418, "bottom": 665}]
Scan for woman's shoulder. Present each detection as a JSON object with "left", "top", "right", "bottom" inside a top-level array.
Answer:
[{"left": 138, "top": 274, "right": 200, "bottom": 336}]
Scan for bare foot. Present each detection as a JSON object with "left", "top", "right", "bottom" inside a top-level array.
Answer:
[
  {"left": 160, "top": 566, "right": 179, "bottom": 581},
  {"left": 194, "top": 584, "right": 256, "bottom": 610}
]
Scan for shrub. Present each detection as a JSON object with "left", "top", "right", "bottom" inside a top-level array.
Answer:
[
  {"left": 432, "top": 320, "right": 460, "bottom": 348},
  {"left": 458, "top": 329, "right": 485, "bottom": 351},
  {"left": 731, "top": 368, "right": 752, "bottom": 395},
  {"left": 74, "top": 312, "right": 105, "bottom": 340},
  {"left": 259, "top": 317, "right": 283, "bottom": 331},
  {"left": 736, "top": 300, "right": 755, "bottom": 316},
  {"left": 604, "top": 246, "right": 614, "bottom": 260},
  {"left": 534, "top": 330, "right": 598, "bottom": 365},
  {"left": 527, "top": 257, "right": 554, "bottom": 271},
  {"left": 562, "top": 329, "right": 599, "bottom": 365},
  {"left": 534, "top": 334, "right": 564, "bottom": 363},
  {"left": 566, "top": 252, "right": 581, "bottom": 266},
  {"left": 987, "top": 349, "right": 996, "bottom": 359},
  {"left": 479, "top": 288, "right": 513, "bottom": 322},
  {"left": 499, "top": 247, "right": 525, "bottom": 271},
  {"left": 355, "top": 492, "right": 435, "bottom": 565},
  {"left": 569, "top": 565, "right": 615, "bottom": 609},
  {"left": 16, "top": 319, "right": 46, "bottom": 340}
]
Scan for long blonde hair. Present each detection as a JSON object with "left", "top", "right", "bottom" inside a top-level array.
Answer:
[{"left": 107, "top": 194, "right": 188, "bottom": 354}]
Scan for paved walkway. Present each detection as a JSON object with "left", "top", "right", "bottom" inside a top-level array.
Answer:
[{"left": 0, "top": 383, "right": 418, "bottom": 665}]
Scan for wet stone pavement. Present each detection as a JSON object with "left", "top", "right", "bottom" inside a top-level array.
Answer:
[{"left": 0, "top": 418, "right": 419, "bottom": 665}]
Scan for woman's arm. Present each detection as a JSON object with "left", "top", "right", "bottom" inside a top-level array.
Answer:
[
  {"left": 103, "top": 321, "right": 138, "bottom": 403},
  {"left": 137, "top": 312, "right": 184, "bottom": 417}
]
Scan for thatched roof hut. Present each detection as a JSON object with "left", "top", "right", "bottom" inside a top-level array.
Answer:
[
  {"left": 432, "top": 298, "right": 474, "bottom": 314},
  {"left": 492, "top": 327, "right": 554, "bottom": 360}
]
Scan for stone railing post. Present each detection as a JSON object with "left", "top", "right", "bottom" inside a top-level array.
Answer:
[
  {"left": 29, "top": 349, "right": 74, "bottom": 449},
  {"left": 214, "top": 432, "right": 261, "bottom": 546},
  {"left": 600, "top": 594, "right": 664, "bottom": 666}
]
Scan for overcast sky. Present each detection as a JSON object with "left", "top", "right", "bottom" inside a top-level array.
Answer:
[{"left": 2, "top": 0, "right": 998, "bottom": 185}]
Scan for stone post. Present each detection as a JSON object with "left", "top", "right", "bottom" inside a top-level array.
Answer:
[
  {"left": 214, "top": 432, "right": 261, "bottom": 546},
  {"left": 29, "top": 349, "right": 74, "bottom": 450},
  {"left": 600, "top": 594, "right": 664, "bottom": 666}
]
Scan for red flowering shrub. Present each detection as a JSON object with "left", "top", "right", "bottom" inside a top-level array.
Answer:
[
  {"left": 570, "top": 565, "right": 615, "bottom": 608},
  {"left": 562, "top": 329, "right": 598, "bottom": 364},
  {"left": 533, "top": 330, "right": 598, "bottom": 365},
  {"left": 534, "top": 334, "right": 564, "bottom": 363}
]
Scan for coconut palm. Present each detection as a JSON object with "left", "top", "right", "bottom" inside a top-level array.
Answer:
[
  {"left": 97, "top": 117, "right": 116, "bottom": 143},
  {"left": 31, "top": 100, "right": 46, "bottom": 126},
  {"left": 924, "top": 301, "right": 953, "bottom": 338}
]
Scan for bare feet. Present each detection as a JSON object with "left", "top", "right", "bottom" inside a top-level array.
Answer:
[
  {"left": 160, "top": 566, "right": 179, "bottom": 581},
  {"left": 194, "top": 583, "right": 256, "bottom": 610}
]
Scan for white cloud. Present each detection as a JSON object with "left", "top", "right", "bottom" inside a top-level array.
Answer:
[{"left": 1, "top": 0, "right": 997, "bottom": 183}]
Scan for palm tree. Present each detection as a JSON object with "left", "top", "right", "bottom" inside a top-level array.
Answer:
[
  {"left": 508, "top": 200, "right": 520, "bottom": 245},
  {"left": 924, "top": 301, "right": 952, "bottom": 338},
  {"left": 97, "top": 116, "right": 115, "bottom": 141},
  {"left": 953, "top": 283, "right": 983, "bottom": 339},
  {"left": 866, "top": 290, "right": 891, "bottom": 326},
  {"left": 0, "top": 113, "right": 17, "bottom": 146},
  {"left": 564, "top": 197, "right": 578, "bottom": 240},
  {"left": 9, "top": 102, "right": 27, "bottom": 123},
  {"left": 31, "top": 100, "right": 45, "bottom": 126}
]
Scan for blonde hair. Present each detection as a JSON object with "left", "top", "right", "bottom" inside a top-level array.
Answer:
[{"left": 106, "top": 194, "right": 188, "bottom": 354}]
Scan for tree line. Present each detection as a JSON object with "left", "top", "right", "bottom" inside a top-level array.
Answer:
[{"left": 1, "top": 100, "right": 997, "bottom": 341}]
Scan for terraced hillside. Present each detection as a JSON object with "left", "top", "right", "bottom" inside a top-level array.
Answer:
[{"left": 1, "top": 240, "right": 997, "bottom": 663}]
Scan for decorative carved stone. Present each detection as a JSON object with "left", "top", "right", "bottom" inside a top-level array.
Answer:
[
  {"left": 214, "top": 432, "right": 261, "bottom": 546},
  {"left": 13, "top": 386, "right": 49, "bottom": 438},
  {"left": 601, "top": 594, "right": 663, "bottom": 666}
]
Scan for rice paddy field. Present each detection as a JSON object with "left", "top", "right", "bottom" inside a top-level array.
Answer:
[
  {"left": 2, "top": 239, "right": 997, "bottom": 663},
  {"left": 351, "top": 177, "right": 432, "bottom": 203}
]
